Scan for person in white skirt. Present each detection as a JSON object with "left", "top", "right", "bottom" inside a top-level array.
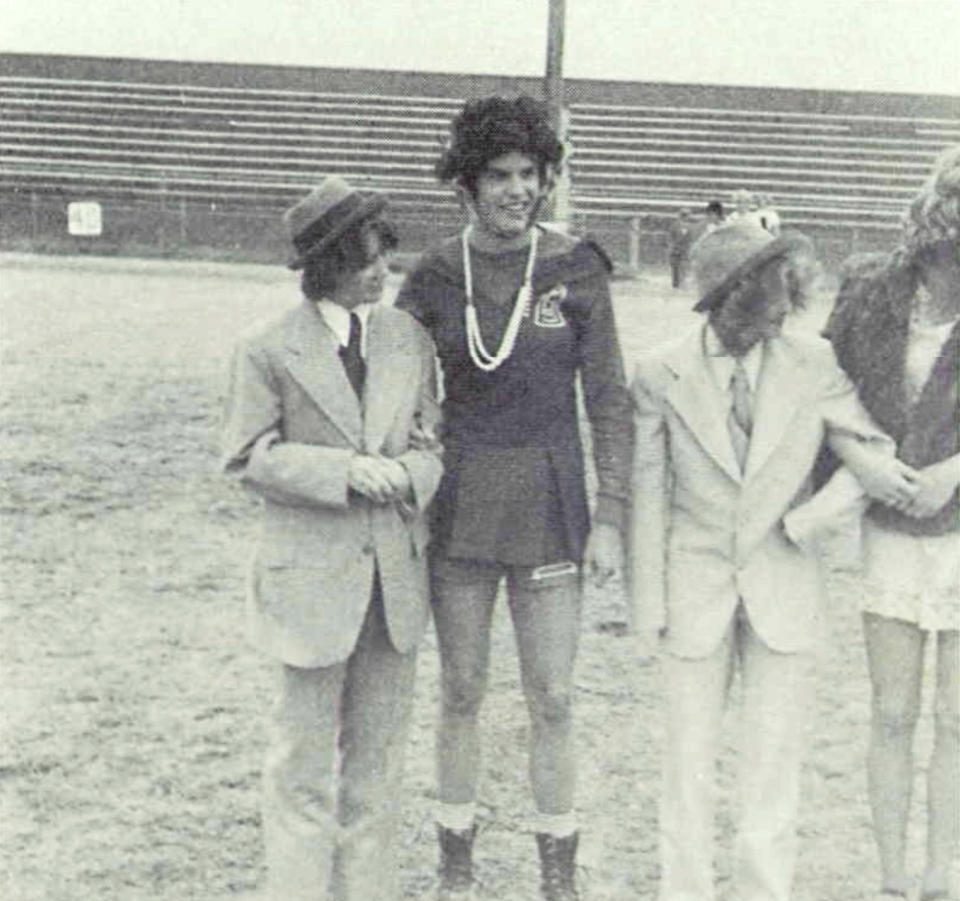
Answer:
[{"left": 823, "top": 144, "right": 960, "bottom": 901}]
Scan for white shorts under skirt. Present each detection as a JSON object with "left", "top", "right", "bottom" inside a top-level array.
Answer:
[{"left": 861, "top": 517, "right": 960, "bottom": 632}]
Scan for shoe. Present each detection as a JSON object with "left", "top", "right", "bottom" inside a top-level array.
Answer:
[
  {"left": 436, "top": 823, "right": 476, "bottom": 900},
  {"left": 921, "top": 859, "right": 960, "bottom": 901},
  {"left": 535, "top": 831, "right": 580, "bottom": 901}
]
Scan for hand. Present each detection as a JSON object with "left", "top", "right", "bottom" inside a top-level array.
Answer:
[
  {"left": 850, "top": 454, "right": 919, "bottom": 511},
  {"left": 902, "top": 459, "right": 959, "bottom": 518},
  {"left": 348, "top": 455, "right": 402, "bottom": 504},
  {"left": 375, "top": 456, "right": 413, "bottom": 502},
  {"left": 408, "top": 423, "right": 439, "bottom": 452},
  {"left": 583, "top": 522, "right": 623, "bottom": 588}
]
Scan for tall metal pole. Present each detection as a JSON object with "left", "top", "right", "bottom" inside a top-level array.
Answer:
[
  {"left": 543, "top": 0, "right": 571, "bottom": 228},
  {"left": 544, "top": 0, "right": 566, "bottom": 126}
]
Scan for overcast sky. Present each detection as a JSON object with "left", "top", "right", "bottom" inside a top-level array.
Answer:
[{"left": 5, "top": 0, "right": 959, "bottom": 95}]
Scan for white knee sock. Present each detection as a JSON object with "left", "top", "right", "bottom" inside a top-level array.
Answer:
[
  {"left": 534, "top": 810, "right": 578, "bottom": 838},
  {"left": 436, "top": 801, "right": 476, "bottom": 832}
]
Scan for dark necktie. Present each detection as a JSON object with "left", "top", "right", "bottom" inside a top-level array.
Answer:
[{"left": 339, "top": 312, "right": 366, "bottom": 399}]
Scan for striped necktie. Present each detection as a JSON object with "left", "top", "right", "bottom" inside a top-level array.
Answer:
[{"left": 728, "top": 359, "right": 753, "bottom": 471}]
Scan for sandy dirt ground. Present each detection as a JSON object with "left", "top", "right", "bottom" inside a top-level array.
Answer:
[{"left": 0, "top": 254, "right": 943, "bottom": 900}]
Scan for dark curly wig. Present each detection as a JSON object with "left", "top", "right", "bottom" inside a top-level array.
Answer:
[{"left": 435, "top": 95, "right": 564, "bottom": 197}]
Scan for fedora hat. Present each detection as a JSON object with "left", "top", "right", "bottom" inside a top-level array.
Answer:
[
  {"left": 283, "top": 177, "right": 387, "bottom": 270},
  {"left": 690, "top": 220, "right": 813, "bottom": 312}
]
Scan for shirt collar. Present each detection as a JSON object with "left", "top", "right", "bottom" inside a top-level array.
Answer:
[
  {"left": 704, "top": 323, "right": 764, "bottom": 393},
  {"left": 315, "top": 299, "right": 372, "bottom": 354}
]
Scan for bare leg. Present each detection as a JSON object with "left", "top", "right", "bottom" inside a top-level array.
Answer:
[
  {"left": 507, "top": 569, "right": 582, "bottom": 814},
  {"left": 922, "top": 629, "right": 960, "bottom": 898},
  {"left": 863, "top": 612, "right": 927, "bottom": 895},
  {"left": 431, "top": 559, "right": 500, "bottom": 804}
]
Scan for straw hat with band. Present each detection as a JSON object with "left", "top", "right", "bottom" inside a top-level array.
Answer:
[
  {"left": 283, "top": 176, "right": 387, "bottom": 270},
  {"left": 690, "top": 221, "right": 813, "bottom": 313}
]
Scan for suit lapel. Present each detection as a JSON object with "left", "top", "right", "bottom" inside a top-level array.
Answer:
[
  {"left": 283, "top": 300, "right": 363, "bottom": 448},
  {"left": 362, "top": 306, "right": 418, "bottom": 454},
  {"left": 664, "top": 325, "right": 743, "bottom": 484},
  {"left": 743, "top": 335, "right": 809, "bottom": 480}
]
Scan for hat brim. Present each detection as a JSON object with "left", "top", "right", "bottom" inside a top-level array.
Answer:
[
  {"left": 287, "top": 193, "right": 388, "bottom": 270},
  {"left": 692, "top": 230, "right": 813, "bottom": 313}
]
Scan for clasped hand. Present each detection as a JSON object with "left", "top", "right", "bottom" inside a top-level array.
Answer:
[
  {"left": 347, "top": 454, "right": 412, "bottom": 505},
  {"left": 855, "top": 454, "right": 919, "bottom": 510},
  {"left": 898, "top": 459, "right": 959, "bottom": 518},
  {"left": 858, "top": 455, "right": 958, "bottom": 518}
]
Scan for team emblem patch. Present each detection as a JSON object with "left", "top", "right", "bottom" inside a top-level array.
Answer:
[{"left": 533, "top": 284, "right": 568, "bottom": 327}]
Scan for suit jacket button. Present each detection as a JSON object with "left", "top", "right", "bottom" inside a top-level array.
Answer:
[{"left": 362, "top": 542, "right": 375, "bottom": 556}]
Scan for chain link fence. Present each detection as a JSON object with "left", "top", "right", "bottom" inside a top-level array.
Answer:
[{"left": 1, "top": 189, "right": 895, "bottom": 273}]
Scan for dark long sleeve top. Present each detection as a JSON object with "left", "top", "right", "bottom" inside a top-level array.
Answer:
[{"left": 396, "top": 227, "right": 633, "bottom": 564}]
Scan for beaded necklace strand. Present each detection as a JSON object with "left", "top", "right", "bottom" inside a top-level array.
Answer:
[{"left": 462, "top": 224, "right": 539, "bottom": 372}]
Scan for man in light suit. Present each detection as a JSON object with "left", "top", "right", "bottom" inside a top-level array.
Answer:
[
  {"left": 629, "top": 221, "right": 917, "bottom": 901},
  {"left": 221, "top": 177, "right": 443, "bottom": 901}
]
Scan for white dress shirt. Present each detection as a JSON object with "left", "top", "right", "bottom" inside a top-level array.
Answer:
[
  {"left": 704, "top": 323, "right": 764, "bottom": 397},
  {"left": 316, "top": 299, "right": 372, "bottom": 359}
]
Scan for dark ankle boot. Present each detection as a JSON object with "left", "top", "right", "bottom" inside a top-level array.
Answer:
[
  {"left": 436, "top": 823, "right": 476, "bottom": 899},
  {"left": 536, "top": 831, "right": 580, "bottom": 901}
]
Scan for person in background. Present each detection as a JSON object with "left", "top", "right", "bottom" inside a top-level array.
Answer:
[
  {"left": 396, "top": 95, "right": 633, "bottom": 901},
  {"left": 728, "top": 188, "right": 757, "bottom": 224},
  {"left": 756, "top": 193, "right": 781, "bottom": 236},
  {"left": 668, "top": 207, "right": 695, "bottom": 289},
  {"left": 705, "top": 199, "right": 725, "bottom": 229},
  {"left": 822, "top": 144, "right": 960, "bottom": 901},
  {"left": 220, "top": 177, "right": 443, "bottom": 901},
  {"left": 695, "top": 199, "right": 726, "bottom": 242},
  {"left": 630, "top": 219, "right": 912, "bottom": 901}
]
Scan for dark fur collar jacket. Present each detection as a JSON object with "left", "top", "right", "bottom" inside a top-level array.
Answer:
[{"left": 824, "top": 251, "right": 959, "bottom": 535}]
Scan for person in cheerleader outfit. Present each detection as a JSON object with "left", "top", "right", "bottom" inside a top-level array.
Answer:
[{"left": 395, "top": 95, "right": 633, "bottom": 901}]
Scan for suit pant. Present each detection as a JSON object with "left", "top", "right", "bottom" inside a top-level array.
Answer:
[
  {"left": 659, "top": 603, "right": 813, "bottom": 901},
  {"left": 262, "top": 576, "right": 417, "bottom": 901}
]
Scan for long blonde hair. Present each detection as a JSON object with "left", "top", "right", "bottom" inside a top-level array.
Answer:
[{"left": 902, "top": 143, "right": 960, "bottom": 263}]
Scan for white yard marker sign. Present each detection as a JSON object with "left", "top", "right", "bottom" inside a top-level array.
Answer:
[{"left": 67, "top": 202, "right": 103, "bottom": 236}]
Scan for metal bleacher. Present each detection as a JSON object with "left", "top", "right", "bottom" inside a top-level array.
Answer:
[
  {"left": 2, "top": 72, "right": 959, "bottom": 238},
  {"left": 0, "top": 78, "right": 457, "bottom": 215},
  {"left": 569, "top": 104, "right": 958, "bottom": 230}
]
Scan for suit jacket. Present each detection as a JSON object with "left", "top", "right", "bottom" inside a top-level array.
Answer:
[
  {"left": 628, "top": 323, "right": 892, "bottom": 659},
  {"left": 221, "top": 299, "right": 443, "bottom": 668}
]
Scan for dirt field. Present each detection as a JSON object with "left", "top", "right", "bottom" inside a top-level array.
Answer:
[{"left": 0, "top": 254, "right": 941, "bottom": 900}]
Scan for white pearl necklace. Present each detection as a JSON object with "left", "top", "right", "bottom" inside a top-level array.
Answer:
[{"left": 462, "top": 225, "right": 539, "bottom": 372}]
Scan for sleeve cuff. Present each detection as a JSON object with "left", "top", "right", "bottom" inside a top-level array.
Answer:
[{"left": 594, "top": 494, "right": 629, "bottom": 533}]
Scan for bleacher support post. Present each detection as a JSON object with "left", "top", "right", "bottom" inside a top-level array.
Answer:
[
  {"left": 628, "top": 217, "right": 641, "bottom": 273},
  {"left": 159, "top": 182, "right": 168, "bottom": 250},
  {"left": 30, "top": 191, "right": 39, "bottom": 242},
  {"left": 178, "top": 197, "right": 187, "bottom": 246}
]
